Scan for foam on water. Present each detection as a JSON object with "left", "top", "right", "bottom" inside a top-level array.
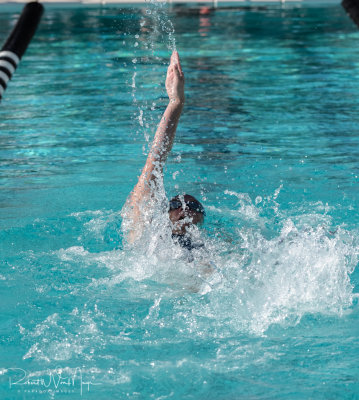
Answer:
[
  {"left": 124, "top": 188, "right": 358, "bottom": 334},
  {"left": 19, "top": 186, "right": 357, "bottom": 369}
]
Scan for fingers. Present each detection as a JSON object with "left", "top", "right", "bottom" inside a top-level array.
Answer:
[
  {"left": 175, "top": 52, "right": 183, "bottom": 77},
  {"left": 176, "top": 59, "right": 183, "bottom": 78},
  {"left": 174, "top": 63, "right": 184, "bottom": 81},
  {"left": 167, "top": 64, "right": 181, "bottom": 82},
  {"left": 170, "top": 50, "right": 179, "bottom": 65},
  {"left": 170, "top": 50, "right": 183, "bottom": 77},
  {"left": 167, "top": 64, "right": 175, "bottom": 79},
  {"left": 171, "top": 50, "right": 183, "bottom": 75}
]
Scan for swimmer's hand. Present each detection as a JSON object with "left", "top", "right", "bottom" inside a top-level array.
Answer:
[{"left": 165, "top": 51, "right": 185, "bottom": 105}]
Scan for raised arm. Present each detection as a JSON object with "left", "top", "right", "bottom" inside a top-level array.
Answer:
[{"left": 124, "top": 51, "right": 185, "bottom": 242}]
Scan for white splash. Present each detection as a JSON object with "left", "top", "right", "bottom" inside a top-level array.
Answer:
[{"left": 67, "top": 190, "right": 358, "bottom": 336}]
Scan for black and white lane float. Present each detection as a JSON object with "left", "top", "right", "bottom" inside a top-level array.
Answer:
[{"left": 0, "top": 1, "right": 44, "bottom": 102}]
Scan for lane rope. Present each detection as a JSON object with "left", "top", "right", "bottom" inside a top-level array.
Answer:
[{"left": 0, "top": 2, "right": 44, "bottom": 102}]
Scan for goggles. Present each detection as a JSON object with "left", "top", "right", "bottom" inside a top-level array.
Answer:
[{"left": 169, "top": 199, "right": 206, "bottom": 216}]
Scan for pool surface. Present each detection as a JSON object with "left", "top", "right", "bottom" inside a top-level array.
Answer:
[{"left": 1, "top": 2, "right": 359, "bottom": 399}]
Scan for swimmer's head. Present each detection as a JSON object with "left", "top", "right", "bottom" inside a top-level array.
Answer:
[{"left": 168, "top": 194, "right": 205, "bottom": 235}]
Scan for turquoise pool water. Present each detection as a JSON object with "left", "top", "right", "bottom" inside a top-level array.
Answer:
[{"left": 1, "top": 2, "right": 359, "bottom": 399}]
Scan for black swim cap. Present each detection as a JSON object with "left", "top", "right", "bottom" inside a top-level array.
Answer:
[{"left": 169, "top": 194, "right": 206, "bottom": 216}]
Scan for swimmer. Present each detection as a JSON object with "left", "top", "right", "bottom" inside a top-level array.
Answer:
[{"left": 124, "top": 51, "right": 206, "bottom": 248}]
